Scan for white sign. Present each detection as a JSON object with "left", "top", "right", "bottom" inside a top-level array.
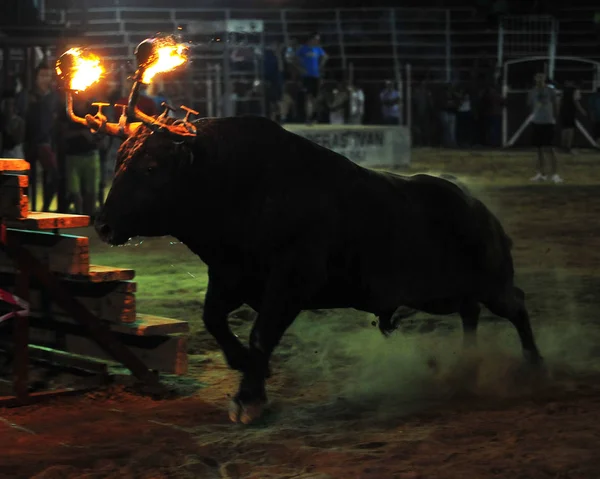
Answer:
[
  {"left": 186, "top": 19, "right": 264, "bottom": 34},
  {"left": 226, "top": 20, "right": 264, "bottom": 33},
  {"left": 285, "top": 124, "right": 411, "bottom": 167}
]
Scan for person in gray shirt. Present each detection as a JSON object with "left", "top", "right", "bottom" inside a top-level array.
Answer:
[{"left": 528, "top": 72, "right": 562, "bottom": 183}]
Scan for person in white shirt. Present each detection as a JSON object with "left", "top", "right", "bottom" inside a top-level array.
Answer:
[
  {"left": 348, "top": 83, "right": 365, "bottom": 125},
  {"left": 528, "top": 73, "right": 562, "bottom": 183},
  {"left": 328, "top": 80, "right": 349, "bottom": 125}
]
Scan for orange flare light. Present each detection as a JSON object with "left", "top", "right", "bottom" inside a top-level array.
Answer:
[
  {"left": 140, "top": 38, "right": 188, "bottom": 85},
  {"left": 56, "top": 47, "right": 104, "bottom": 92}
]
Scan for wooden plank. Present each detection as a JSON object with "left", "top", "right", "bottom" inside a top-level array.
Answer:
[
  {"left": 0, "top": 173, "right": 28, "bottom": 188},
  {"left": 0, "top": 187, "right": 28, "bottom": 219},
  {"left": 111, "top": 314, "right": 190, "bottom": 336},
  {"left": 21, "top": 313, "right": 190, "bottom": 335},
  {"left": 17, "top": 326, "right": 188, "bottom": 374},
  {"left": 4, "top": 212, "right": 90, "bottom": 230},
  {"left": 0, "top": 173, "right": 29, "bottom": 218},
  {"left": 0, "top": 271, "right": 136, "bottom": 294},
  {"left": 65, "top": 265, "right": 136, "bottom": 283},
  {"left": 0, "top": 342, "right": 109, "bottom": 374},
  {"left": 0, "top": 264, "right": 136, "bottom": 283},
  {"left": 0, "top": 159, "right": 29, "bottom": 172},
  {"left": 0, "top": 276, "right": 136, "bottom": 323},
  {"left": 0, "top": 229, "right": 89, "bottom": 275}
]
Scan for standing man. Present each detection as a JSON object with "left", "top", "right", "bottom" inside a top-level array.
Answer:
[
  {"left": 380, "top": 80, "right": 401, "bottom": 125},
  {"left": 264, "top": 41, "right": 285, "bottom": 122},
  {"left": 529, "top": 73, "right": 561, "bottom": 183},
  {"left": 296, "top": 32, "right": 328, "bottom": 125},
  {"left": 24, "top": 63, "right": 60, "bottom": 211},
  {"left": 59, "top": 90, "right": 102, "bottom": 218}
]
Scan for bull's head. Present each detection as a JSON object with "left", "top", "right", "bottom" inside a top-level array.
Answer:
[{"left": 57, "top": 36, "right": 200, "bottom": 245}]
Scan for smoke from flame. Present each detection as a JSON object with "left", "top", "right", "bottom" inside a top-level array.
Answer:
[
  {"left": 141, "top": 39, "right": 188, "bottom": 85},
  {"left": 57, "top": 47, "right": 104, "bottom": 92}
]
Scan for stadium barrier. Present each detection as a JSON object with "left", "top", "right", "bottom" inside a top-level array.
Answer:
[{"left": 285, "top": 124, "right": 411, "bottom": 168}]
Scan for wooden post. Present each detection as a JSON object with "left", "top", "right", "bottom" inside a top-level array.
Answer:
[{"left": 12, "top": 261, "right": 30, "bottom": 400}]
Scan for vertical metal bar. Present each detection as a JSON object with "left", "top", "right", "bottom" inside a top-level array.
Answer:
[
  {"left": 548, "top": 18, "right": 557, "bottom": 81},
  {"left": 215, "top": 63, "right": 223, "bottom": 117},
  {"left": 445, "top": 9, "right": 451, "bottom": 83},
  {"left": 223, "top": 9, "right": 233, "bottom": 117},
  {"left": 39, "top": 0, "right": 46, "bottom": 21},
  {"left": 406, "top": 63, "right": 412, "bottom": 130},
  {"left": 260, "top": 29, "right": 267, "bottom": 118},
  {"left": 207, "top": 66, "right": 214, "bottom": 117},
  {"left": 335, "top": 9, "right": 347, "bottom": 73},
  {"left": 390, "top": 9, "right": 400, "bottom": 82},
  {"left": 280, "top": 9, "right": 289, "bottom": 46},
  {"left": 12, "top": 239, "right": 30, "bottom": 401},
  {"left": 502, "top": 63, "right": 508, "bottom": 147},
  {"left": 497, "top": 20, "right": 504, "bottom": 79}
]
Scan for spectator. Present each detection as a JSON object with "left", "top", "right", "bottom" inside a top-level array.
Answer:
[
  {"left": 24, "top": 62, "right": 60, "bottom": 211},
  {"left": 412, "top": 79, "right": 434, "bottom": 145},
  {"left": 0, "top": 90, "right": 26, "bottom": 159},
  {"left": 59, "top": 91, "right": 103, "bottom": 217},
  {"left": 439, "top": 83, "right": 460, "bottom": 147},
  {"left": 115, "top": 80, "right": 157, "bottom": 117},
  {"left": 348, "top": 81, "right": 365, "bottom": 125},
  {"left": 456, "top": 86, "right": 474, "bottom": 147},
  {"left": 528, "top": 73, "right": 561, "bottom": 183},
  {"left": 559, "top": 80, "right": 586, "bottom": 154},
  {"left": 328, "top": 79, "right": 350, "bottom": 125},
  {"left": 479, "top": 84, "right": 504, "bottom": 147},
  {"left": 284, "top": 37, "right": 301, "bottom": 82},
  {"left": 264, "top": 40, "right": 285, "bottom": 122},
  {"left": 147, "top": 79, "right": 171, "bottom": 115},
  {"left": 295, "top": 32, "right": 328, "bottom": 125},
  {"left": 589, "top": 86, "right": 600, "bottom": 146},
  {"left": 380, "top": 80, "right": 401, "bottom": 125}
]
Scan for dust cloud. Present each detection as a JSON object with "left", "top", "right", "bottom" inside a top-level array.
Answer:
[{"left": 279, "top": 307, "right": 600, "bottom": 424}]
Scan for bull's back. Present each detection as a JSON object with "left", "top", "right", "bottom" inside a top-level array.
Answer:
[{"left": 347, "top": 171, "right": 515, "bottom": 302}]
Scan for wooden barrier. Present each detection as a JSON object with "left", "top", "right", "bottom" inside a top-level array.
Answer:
[{"left": 0, "top": 160, "right": 190, "bottom": 405}]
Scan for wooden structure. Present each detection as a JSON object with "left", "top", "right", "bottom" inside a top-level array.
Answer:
[{"left": 0, "top": 159, "right": 189, "bottom": 406}]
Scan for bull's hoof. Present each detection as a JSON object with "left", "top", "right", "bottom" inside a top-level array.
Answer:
[{"left": 228, "top": 397, "right": 268, "bottom": 424}]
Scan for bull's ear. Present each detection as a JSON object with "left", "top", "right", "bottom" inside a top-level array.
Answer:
[{"left": 170, "top": 137, "right": 195, "bottom": 163}]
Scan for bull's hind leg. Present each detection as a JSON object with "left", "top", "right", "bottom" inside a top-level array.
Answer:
[{"left": 484, "top": 286, "right": 543, "bottom": 365}]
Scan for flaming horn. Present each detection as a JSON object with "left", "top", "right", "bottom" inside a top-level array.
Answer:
[{"left": 56, "top": 36, "right": 198, "bottom": 139}]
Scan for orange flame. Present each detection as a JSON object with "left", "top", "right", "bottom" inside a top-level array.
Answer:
[
  {"left": 56, "top": 47, "right": 104, "bottom": 91},
  {"left": 141, "top": 38, "right": 188, "bottom": 85}
]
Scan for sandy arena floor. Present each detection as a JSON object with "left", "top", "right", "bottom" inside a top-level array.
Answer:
[{"left": 2, "top": 148, "right": 600, "bottom": 479}]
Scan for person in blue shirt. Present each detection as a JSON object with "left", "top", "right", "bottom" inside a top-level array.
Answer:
[{"left": 295, "top": 32, "right": 328, "bottom": 124}]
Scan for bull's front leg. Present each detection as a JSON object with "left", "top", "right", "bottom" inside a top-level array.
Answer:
[
  {"left": 202, "top": 271, "right": 250, "bottom": 371},
  {"left": 228, "top": 243, "right": 328, "bottom": 425}
]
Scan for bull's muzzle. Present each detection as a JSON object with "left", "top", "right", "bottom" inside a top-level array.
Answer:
[{"left": 95, "top": 219, "right": 115, "bottom": 244}]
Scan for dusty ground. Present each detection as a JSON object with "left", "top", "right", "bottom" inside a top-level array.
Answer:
[{"left": 2, "top": 149, "right": 600, "bottom": 479}]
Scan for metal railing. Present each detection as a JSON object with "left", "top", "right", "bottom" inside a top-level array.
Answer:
[{"left": 41, "top": 6, "right": 485, "bottom": 83}]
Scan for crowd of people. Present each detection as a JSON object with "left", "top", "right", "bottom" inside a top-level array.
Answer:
[
  {"left": 0, "top": 62, "right": 172, "bottom": 218},
  {"left": 3, "top": 39, "right": 600, "bottom": 218}
]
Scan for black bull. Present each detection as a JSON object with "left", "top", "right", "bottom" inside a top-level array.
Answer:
[{"left": 95, "top": 116, "right": 542, "bottom": 424}]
